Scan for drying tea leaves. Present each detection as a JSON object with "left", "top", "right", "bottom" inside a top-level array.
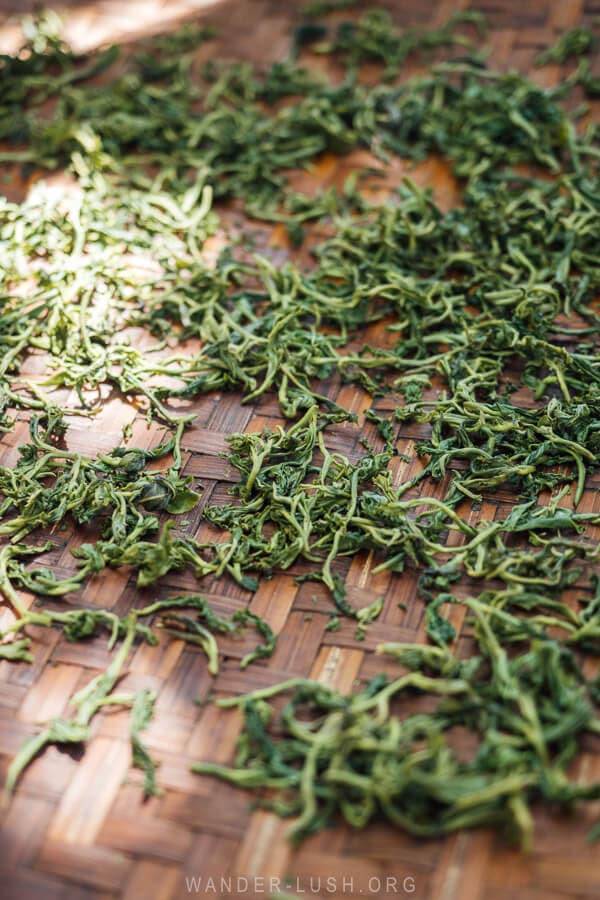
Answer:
[
  {"left": 194, "top": 604, "right": 600, "bottom": 847},
  {"left": 1, "top": 588, "right": 275, "bottom": 795},
  {"left": 0, "top": 9, "right": 599, "bottom": 848},
  {"left": 325, "top": 9, "right": 486, "bottom": 78},
  {"left": 155, "top": 596, "right": 276, "bottom": 673},
  {"left": 0, "top": 416, "right": 198, "bottom": 543},
  {"left": 130, "top": 688, "right": 160, "bottom": 798},
  {"left": 535, "top": 26, "right": 596, "bottom": 66},
  {"left": 5, "top": 613, "right": 138, "bottom": 797}
]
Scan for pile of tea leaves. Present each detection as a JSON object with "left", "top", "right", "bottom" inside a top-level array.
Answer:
[{"left": 0, "top": 8, "right": 600, "bottom": 847}]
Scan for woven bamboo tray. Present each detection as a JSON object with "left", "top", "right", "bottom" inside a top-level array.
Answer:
[{"left": 1, "top": 1, "right": 600, "bottom": 898}]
